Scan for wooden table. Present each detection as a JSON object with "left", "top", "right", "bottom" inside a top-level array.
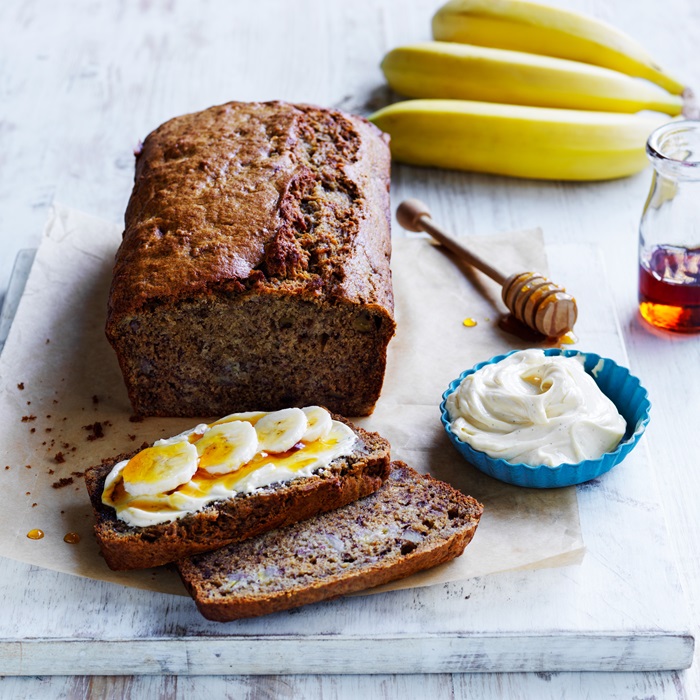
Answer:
[{"left": 1, "top": 0, "right": 698, "bottom": 696}]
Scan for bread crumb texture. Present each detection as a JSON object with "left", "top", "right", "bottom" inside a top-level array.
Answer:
[{"left": 178, "top": 463, "right": 483, "bottom": 620}]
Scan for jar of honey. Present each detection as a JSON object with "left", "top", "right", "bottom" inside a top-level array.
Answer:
[{"left": 638, "top": 120, "right": 700, "bottom": 332}]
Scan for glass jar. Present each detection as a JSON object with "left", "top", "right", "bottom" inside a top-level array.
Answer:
[{"left": 638, "top": 120, "right": 700, "bottom": 332}]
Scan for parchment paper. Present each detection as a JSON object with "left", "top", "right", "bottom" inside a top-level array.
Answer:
[{"left": 0, "top": 204, "right": 584, "bottom": 597}]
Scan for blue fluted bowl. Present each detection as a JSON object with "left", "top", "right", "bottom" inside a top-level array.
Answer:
[{"left": 440, "top": 349, "right": 651, "bottom": 488}]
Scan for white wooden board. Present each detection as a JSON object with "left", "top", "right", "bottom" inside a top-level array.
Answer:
[{"left": 0, "top": 244, "right": 692, "bottom": 675}]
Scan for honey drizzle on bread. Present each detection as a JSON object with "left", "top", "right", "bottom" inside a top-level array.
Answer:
[{"left": 83, "top": 415, "right": 391, "bottom": 570}]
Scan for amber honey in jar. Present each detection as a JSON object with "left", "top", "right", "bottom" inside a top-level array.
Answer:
[{"left": 638, "top": 121, "right": 700, "bottom": 332}]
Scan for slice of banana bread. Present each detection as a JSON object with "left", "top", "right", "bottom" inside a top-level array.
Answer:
[
  {"left": 84, "top": 418, "right": 390, "bottom": 571},
  {"left": 177, "top": 462, "right": 483, "bottom": 621},
  {"left": 107, "top": 100, "right": 395, "bottom": 418}
]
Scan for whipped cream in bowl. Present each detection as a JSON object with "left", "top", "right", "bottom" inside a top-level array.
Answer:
[{"left": 440, "top": 349, "right": 651, "bottom": 488}]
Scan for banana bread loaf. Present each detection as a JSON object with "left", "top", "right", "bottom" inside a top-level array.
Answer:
[
  {"left": 107, "top": 100, "right": 395, "bottom": 417},
  {"left": 84, "top": 412, "right": 391, "bottom": 570},
  {"left": 178, "top": 462, "right": 483, "bottom": 621}
]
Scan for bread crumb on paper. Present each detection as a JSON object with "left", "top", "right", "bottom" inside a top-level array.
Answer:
[{"left": 52, "top": 477, "right": 74, "bottom": 489}]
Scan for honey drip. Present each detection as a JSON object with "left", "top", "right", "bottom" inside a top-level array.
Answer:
[
  {"left": 63, "top": 532, "right": 80, "bottom": 544},
  {"left": 27, "top": 529, "right": 44, "bottom": 540},
  {"left": 462, "top": 317, "right": 477, "bottom": 327},
  {"left": 497, "top": 314, "right": 543, "bottom": 342},
  {"left": 498, "top": 314, "right": 578, "bottom": 347}
]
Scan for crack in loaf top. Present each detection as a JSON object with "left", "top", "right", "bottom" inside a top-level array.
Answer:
[{"left": 109, "top": 101, "right": 393, "bottom": 319}]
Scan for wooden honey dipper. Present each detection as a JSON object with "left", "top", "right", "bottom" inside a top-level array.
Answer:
[{"left": 396, "top": 199, "right": 578, "bottom": 338}]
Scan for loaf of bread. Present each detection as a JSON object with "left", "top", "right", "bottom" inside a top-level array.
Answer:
[
  {"left": 84, "top": 416, "right": 391, "bottom": 570},
  {"left": 178, "top": 462, "right": 483, "bottom": 621},
  {"left": 107, "top": 101, "right": 395, "bottom": 418}
]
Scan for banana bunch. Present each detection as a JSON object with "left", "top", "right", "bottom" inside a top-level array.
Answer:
[
  {"left": 432, "top": 0, "right": 683, "bottom": 94},
  {"left": 371, "top": 0, "right": 685, "bottom": 181}
]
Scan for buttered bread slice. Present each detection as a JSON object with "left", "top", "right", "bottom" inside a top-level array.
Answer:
[
  {"left": 84, "top": 407, "right": 390, "bottom": 570},
  {"left": 178, "top": 462, "right": 483, "bottom": 621}
]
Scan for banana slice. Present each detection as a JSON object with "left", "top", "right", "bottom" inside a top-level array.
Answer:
[
  {"left": 255, "top": 407, "right": 308, "bottom": 453},
  {"left": 301, "top": 406, "right": 333, "bottom": 443},
  {"left": 212, "top": 411, "right": 267, "bottom": 427},
  {"left": 196, "top": 420, "right": 259, "bottom": 475},
  {"left": 122, "top": 440, "right": 198, "bottom": 496},
  {"left": 154, "top": 423, "right": 208, "bottom": 446}
]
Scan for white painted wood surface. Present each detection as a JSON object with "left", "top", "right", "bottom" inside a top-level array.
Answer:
[{"left": 1, "top": 0, "right": 699, "bottom": 697}]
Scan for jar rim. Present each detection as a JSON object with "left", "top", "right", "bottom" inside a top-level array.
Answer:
[{"left": 647, "top": 120, "right": 700, "bottom": 171}]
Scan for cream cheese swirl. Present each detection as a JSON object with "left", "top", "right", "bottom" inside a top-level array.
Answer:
[{"left": 446, "top": 350, "right": 626, "bottom": 466}]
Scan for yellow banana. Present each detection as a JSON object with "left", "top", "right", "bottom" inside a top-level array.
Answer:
[
  {"left": 382, "top": 42, "right": 683, "bottom": 115},
  {"left": 432, "top": 0, "right": 685, "bottom": 95},
  {"left": 369, "top": 99, "right": 668, "bottom": 181}
]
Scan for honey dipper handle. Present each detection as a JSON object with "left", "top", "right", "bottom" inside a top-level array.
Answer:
[{"left": 396, "top": 199, "right": 507, "bottom": 286}]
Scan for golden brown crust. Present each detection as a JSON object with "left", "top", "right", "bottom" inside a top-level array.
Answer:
[
  {"left": 108, "top": 100, "right": 393, "bottom": 320},
  {"left": 83, "top": 418, "right": 391, "bottom": 570}
]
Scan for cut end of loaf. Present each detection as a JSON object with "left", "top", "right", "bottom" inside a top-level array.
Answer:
[{"left": 108, "top": 293, "right": 395, "bottom": 417}]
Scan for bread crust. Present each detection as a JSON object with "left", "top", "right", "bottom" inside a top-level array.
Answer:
[
  {"left": 177, "top": 463, "right": 483, "bottom": 622},
  {"left": 84, "top": 419, "right": 391, "bottom": 570},
  {"left": 109, "top": 101, "right": 392, "bottom": 319}
]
